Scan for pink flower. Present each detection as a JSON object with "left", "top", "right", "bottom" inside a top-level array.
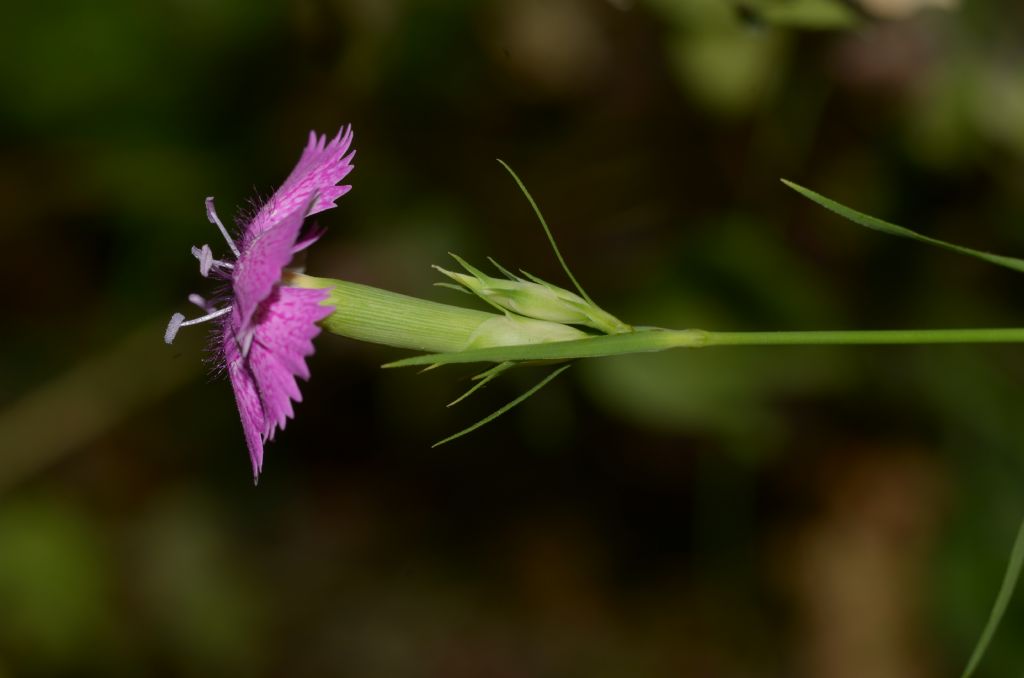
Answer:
[{"left": 165, "top": 127, "right": 355, "bottom": 481}]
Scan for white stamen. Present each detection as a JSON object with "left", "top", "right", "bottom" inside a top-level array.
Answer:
[
  {"left": 164, "top": 307, "right": 232, "bottom": 345},
  {"left": 181, "top": 306, "right": 232, "bottom": 326},
  {"left": 188, "top": 293, "right": 211, "bottom": 311},
  {"left": 191, "top": 245, "right": 234, "bottom": 276},
  {"left": 164, "top": 313, "right": 185, "bottom": 344},
  {"left": 206, "top": 196, "right": 240, "bottom": 258},
  {"left": 192, "top": 244, "right": 214, "bottom": 276}
]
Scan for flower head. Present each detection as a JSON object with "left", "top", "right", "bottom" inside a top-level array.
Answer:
[{"left": 165, "top": 127, "right": 355, "bottom": 481}]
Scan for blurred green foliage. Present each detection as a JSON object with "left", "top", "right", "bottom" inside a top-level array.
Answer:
[{"left": 2, "top": 0, "right": 1024, "bottom": 675}]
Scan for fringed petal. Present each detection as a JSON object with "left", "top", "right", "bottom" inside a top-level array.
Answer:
[
  {"left": 232, "top": 200, "right": 310, "bottom": 336},
  {"left": 245, "top": 126, "right": 355, "bottom": 239},
  {"left": 247, "top": 286, "right": 333, "bottom": 451},
  {"left": 225, "top": 331, "right": 267, "bottom": 480}
]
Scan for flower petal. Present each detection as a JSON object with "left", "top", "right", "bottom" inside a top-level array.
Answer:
[
  {"left": 225, "top": 335, "right": 267, "bottom": 480},
  {"left": 291, "top": 222, "right": 326, "bottom": 254},
  {"left": 247, "top": 286, "right": 332, "bottom": 444},
  {"left": 223, "top": 286, "right": 331, "bottom": 480},
  {"left": 246, "top": 126, "right": 355, "bottom": 239},
  {"left": 232, "top": 199, "right": 311, "bottom": 337}
]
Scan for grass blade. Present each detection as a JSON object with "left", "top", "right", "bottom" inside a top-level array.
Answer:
[
  {"left": 497, "top": 159, "right": 596, "bottom": 304},
  {"left": 961, "top": 516, "right": 1024, "bottom": 678},
  {"left": 782, "top": 179, "right": 1024, "bottom": 274}
]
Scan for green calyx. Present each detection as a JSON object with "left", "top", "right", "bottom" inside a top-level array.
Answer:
[
  {"left": 434, "top": 254, "right": 632, "bottom": 335},
  {"left": 287, "top": 272, "right": 588, "bottom": 353}
]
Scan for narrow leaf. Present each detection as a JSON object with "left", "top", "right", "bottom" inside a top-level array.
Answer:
[
  {"left": 497, "top": 159, "right": 596, "bottom": 304},
  {"left": 782, "top": 179, "right": 1024, "bottom": 274},
  {"left": 433, "top": 364, "right": 571, "bottom": 447},
  {"left": 961, "top": 516, "right": 1024, "bottom": 678},
  {"left": 447, "top": 362, "right": 515, "bottom": 407},
  {"left": 487, "top": 256, "right": 521, "bottom": 281}
]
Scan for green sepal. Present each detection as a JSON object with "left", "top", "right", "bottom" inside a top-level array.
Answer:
[
  {"left": 436, "top": 254, "right": 632, "bottom": 335},
  {"left": 487, "top": 257, "right": 521, "bottom": 281}
]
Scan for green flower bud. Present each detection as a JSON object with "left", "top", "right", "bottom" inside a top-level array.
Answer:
[
  {"left": 468, "top": 314, "right": 590, "bottom": 349},
  {"left": 435, "top": 254, "right": 632, "bottom": 335}
]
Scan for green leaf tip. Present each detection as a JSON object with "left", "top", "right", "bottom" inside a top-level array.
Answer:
[
  {"left": 447, "top": 362, "right": 515, "bottom": 407},
  {"left": 960, "top": 516, "right": 1024, "bottom": 678},
  {"left": 782, "top": 179, "right": 1024, "bottom": 274},
  {"left": 496, "top": 158, "right": 596, "bottom": 305},
  {"left": 433, "top": 364, "right": 572, "bottom": 447},
  {"left": 487, "top": 256, "right": 521, "bottom": 281}
]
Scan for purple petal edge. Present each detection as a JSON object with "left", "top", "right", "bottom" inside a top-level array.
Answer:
[
  {"left": 244, "top": 126, "right": 355, "bottom": 241},
  {"left": 224, "top": 286, "right": 333, "bottom": 480}
]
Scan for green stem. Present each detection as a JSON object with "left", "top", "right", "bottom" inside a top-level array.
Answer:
[
  {"left": 699, "top": 328, "right": 1024, "bottom": 347},
  {"left": 384, "top": 327, "right": 1024, "bottom": 368}
]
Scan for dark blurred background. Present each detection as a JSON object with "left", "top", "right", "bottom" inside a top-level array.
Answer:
[{"left": 2, "top": 0, "right": 1024, "bottom": 675}]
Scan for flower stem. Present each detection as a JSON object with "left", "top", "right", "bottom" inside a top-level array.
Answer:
[
  {"left": 694, "top": 328, "right": 1024, "bottom": 347},
  {"left": 384, "top": 326, "right": 1024, "bottom": 368}
]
